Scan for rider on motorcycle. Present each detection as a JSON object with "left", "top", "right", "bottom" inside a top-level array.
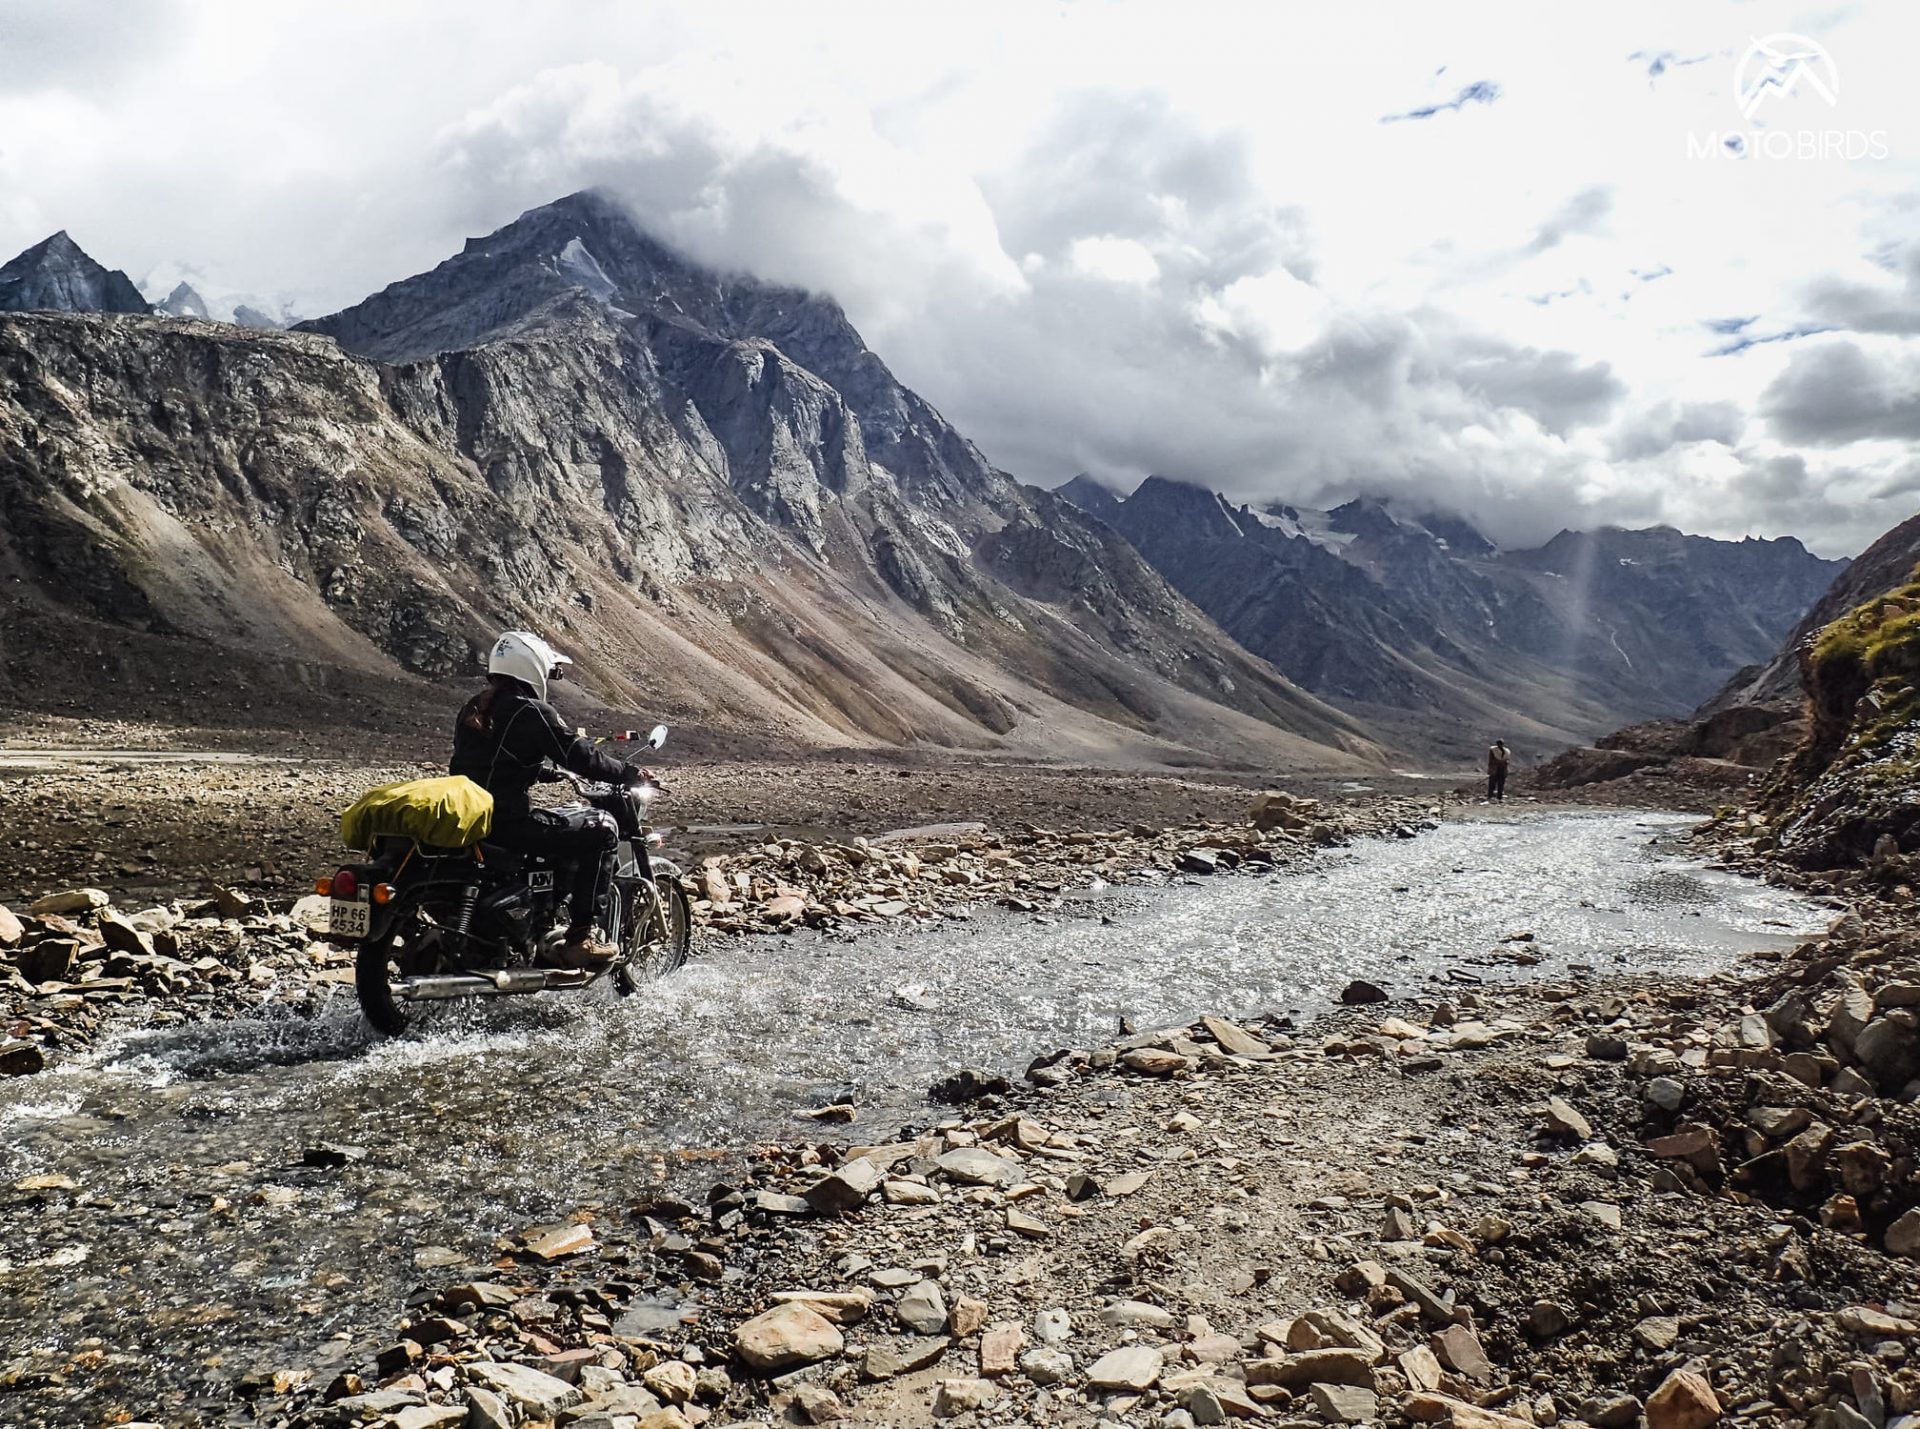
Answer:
[{"left": 450, "top": 631, "right": 641, "bottom": 969}]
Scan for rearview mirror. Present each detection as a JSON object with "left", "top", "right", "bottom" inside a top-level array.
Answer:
[{"left": 647, "top": 724, "right": 669, "bottom": 750}]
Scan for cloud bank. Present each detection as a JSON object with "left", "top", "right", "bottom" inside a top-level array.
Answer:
[{"left": 0, "top": 0, "right": 1915, "bottom": 554}]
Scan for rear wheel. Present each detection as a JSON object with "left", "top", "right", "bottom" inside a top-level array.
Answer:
[
  {"left": 354, "top": 898, "right": 452, "bottom": 1035},
  {"left": 612, "top": 875, "right": 692, "bottom": 994}
]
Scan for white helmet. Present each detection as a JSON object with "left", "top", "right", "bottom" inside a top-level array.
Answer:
[{"left": 488, "top": 630, "right": 573, "bottom": 701}]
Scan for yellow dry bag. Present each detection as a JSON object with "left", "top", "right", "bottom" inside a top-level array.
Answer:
[{"left": 340, "top": 776, "right": 494, "bottom": 852}]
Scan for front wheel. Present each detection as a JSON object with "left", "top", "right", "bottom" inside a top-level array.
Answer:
[{"left": 612, "top": 875, "right": 691, "bottom": 994}]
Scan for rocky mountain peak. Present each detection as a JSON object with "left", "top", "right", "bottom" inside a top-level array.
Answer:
[
  {"left": 157, "top": 282, "right": 210, "bottom": 319},
  {"left": 1055, "top": 473, "right": 1126, "bottom": 519},
  {"left": 1326, "top": 497, "right": 1403, "bottom": 540},
  {"left": 302, "top": 189, "right": 1003, "bottom": 513},
  {"left": 306, "top": 188, "right": 842, "bottom": 364},
  {"left": 0, "top": 230, "right": 148, "bottom": 315},
  {"left": 1416, "top": 510, "right": 1496, "bottom": 556},
  {"left": 1070, "top": 473, "right": 1847, "bottom": 759},
  {"left": 1122, "top": 475, "right": 1251, "bottom": 541}
]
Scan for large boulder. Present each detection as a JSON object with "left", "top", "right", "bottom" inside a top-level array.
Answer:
[
  {"left": 463, "top": 1362, "right": 582, "bottom": 1419},
  {"left": 733, "top": 1302, "right": 844, "bottom": 1372},
  {"left": 30, "top": 888, "right": 108, "bottom": 915},
  {"left": 934, "top": 1147, "right": 1022, "bottom": 1187},
  {"left": 1250, "top": 790, "right": 1315, "bottom": 831},
  {"left": 1086, "top": 1344, "right": 1163, "bottom": 1391},
  {"left": 1645, "top": 1369, "right": 1720, "bottom": 1429},
  {"left": 803, "top": 1158, "right": 884, "bottom": 1215},
  {"left": 896, "top": 1280, "right": 950, "bottom": 1335},
  {"left": 1852, "top": 1011, "right": 1917, "bottom": 1086}
]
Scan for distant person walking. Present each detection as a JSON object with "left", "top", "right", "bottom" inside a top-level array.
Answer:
[{"left": 1487, "top": 739, "right": 1510, "bottom": 802}]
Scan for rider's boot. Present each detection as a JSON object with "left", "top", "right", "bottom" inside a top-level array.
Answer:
[{"left": 547, "top": 926, "right": 616, "bottom": 970}]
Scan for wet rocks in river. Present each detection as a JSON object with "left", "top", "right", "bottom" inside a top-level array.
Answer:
[
  {"left": 1340, "top": 978, "right": 1388, "bottom": 1004},
  {"left": 0, "top": 791, "right": 1437, "bottom": 1074},
  {"left": 0, "top": 1037, "right": 46, "bottom": 1075},
  {"left": 25, "top": 800, "right": 1904, "bottom": 1429},
  {"left": 927, "top": 1066, "right": 1009, "bottom": 1103},
  {"left": 521, "top": 1223, "right": 595, "bottom": 1260},
  {"left": 0, "top": 884, "right": 375, "bottom": 1069},
  {"left": 684, "top": 796, "right": 1431, "bottom": 938}
]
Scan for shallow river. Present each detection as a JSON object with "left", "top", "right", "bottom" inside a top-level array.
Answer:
[{"left": 0, "top": 811, "right": 1826, "bottom": 1424}]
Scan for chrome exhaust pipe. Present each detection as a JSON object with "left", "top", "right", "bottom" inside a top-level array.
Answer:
[
  {"left": 397, "top": 967, "right": 598, "bottom": 1001},
  {"left": 399, "top": 973, "right": 513, "bottom": 1001}
]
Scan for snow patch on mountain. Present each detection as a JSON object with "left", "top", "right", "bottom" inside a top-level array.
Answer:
[{"left": 555, "top": 237, "right": 618, "bottom": 304}]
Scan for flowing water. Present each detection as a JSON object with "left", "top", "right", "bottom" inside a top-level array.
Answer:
[{"left": 0, "top": 811, "right": 1826, "bottom": 1423}]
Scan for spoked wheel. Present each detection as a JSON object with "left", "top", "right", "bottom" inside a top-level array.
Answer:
[
  {"left": 354, "top": 898, "right": 453, "bottom": 1036},
  {"left": 612, "top": 875, "right": 692, "bottom": 994}
]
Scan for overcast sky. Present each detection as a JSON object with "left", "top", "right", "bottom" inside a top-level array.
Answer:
[{"left": 3, "top": 0, "right": 1916, "bottom": 555}]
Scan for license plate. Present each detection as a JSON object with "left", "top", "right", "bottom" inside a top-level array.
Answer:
[{"left": 329, "top": 897, "right": 370, "bottom": 938}]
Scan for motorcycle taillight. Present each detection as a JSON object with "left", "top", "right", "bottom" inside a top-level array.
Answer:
[{"left": 333, "top": 868, "right": 359, "bottom": 898}]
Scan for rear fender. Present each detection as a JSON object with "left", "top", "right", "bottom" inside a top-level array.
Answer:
[{"left": 363, "top": 870, "right": 479, "bottom": 944}]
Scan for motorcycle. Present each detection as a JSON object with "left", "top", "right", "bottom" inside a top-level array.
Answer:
[{"left": 321, "top": 724, "right": 692, "bottom": 1035}]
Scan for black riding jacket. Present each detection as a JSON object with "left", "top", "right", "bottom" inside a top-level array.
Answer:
[{"left": 449, "top": 680, "right": 631, "bottom": 821}]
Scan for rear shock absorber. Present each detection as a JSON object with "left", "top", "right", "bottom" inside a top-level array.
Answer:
[{"left": 452, "top": 882, "right": 480, "bottom": 938}]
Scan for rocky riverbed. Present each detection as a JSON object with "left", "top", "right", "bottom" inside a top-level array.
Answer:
[
  {"left": 0, "top": 804, "right": 1851, "bottom": 1429},
  {"left": 258, "top": 881, "right": 1920, "bottom": 1429},
  {"left": 0, "top": 734, "right": 1438, "bottom": 908},
  {"left": 0, "top": 787, "right": 1425, "bottom": 1069}
]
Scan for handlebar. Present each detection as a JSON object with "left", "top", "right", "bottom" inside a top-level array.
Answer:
[{"left": 554, "top": 765, "right": 668, "bottom": 800}]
